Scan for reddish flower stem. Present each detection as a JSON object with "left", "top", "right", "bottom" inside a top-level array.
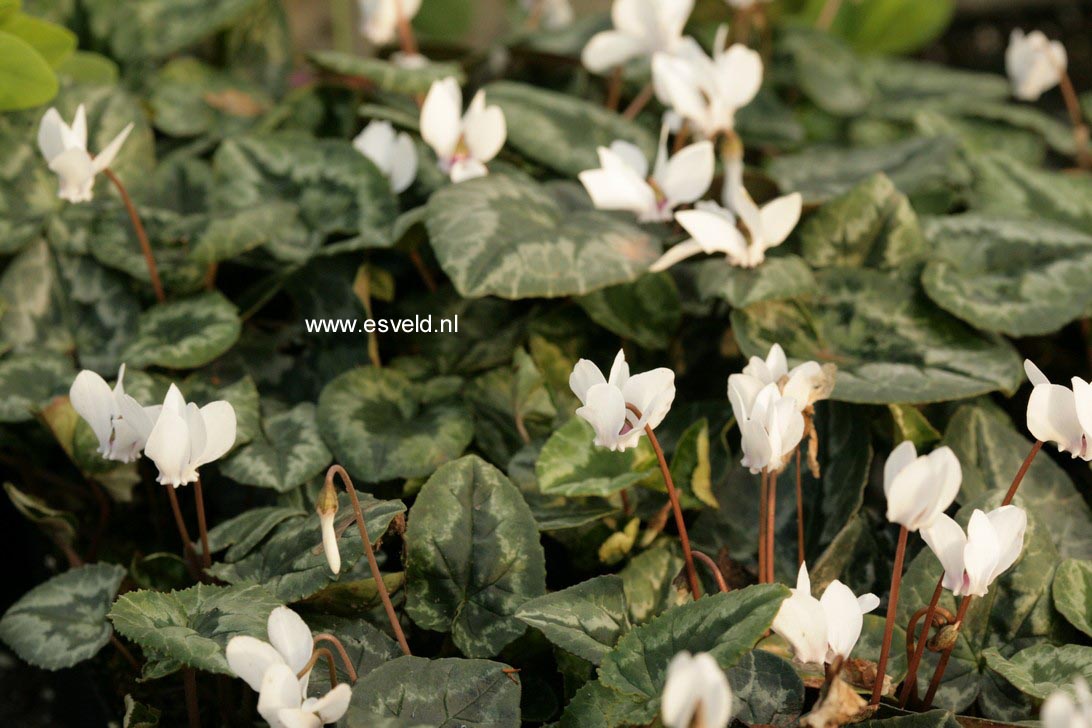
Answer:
[
  {"left": 758, "top": 469, "right": 768, "bottom": 583},
  {"left": 393, "top": 0, "right": 418, "bottom": 56},
  {"left": 104, "top": 169, "right": 165, "bottom": 303},
  {"left": 898, "top": 579, "right": 944, "bottom": 707},
  {"left": 766, "top": 469, "right": 778, "bottom": 583},
  {"left": 165, "top": 484, "right": 201, "bottom": 578},
  {"left": 692, "top": 549, "right": 729, "bottom": 593},
  {"left": 923, "top": 596, "right": 972, "bottom": 707},
  {"left": 606, "top": 67, "right": 622, "bottom": 111},
  {"left": 314, "top": 633, "right": 358, "bottom": 684},
  {"left": 1003, "top": 440, "right": 1043, "bottom": 505},
  {"left": 1058, "top": 71, "right": 1092, "bottom": 169},
  {"left": 193, "top": 478, "right": 211, "bottom": 569},
  {"left": 326, "top": 465, "right": 412, "bottom": 655},
  {"left": 622, "top": 82, "right": 654, "bottom": 120},
  {"left": 183, "top": 668, "right": 201, "bottom": 728},
  {"left": 871, "top": 525, "right": 909, "bottom": 705},
  {"left": 626, "top": 404, "right": 701, "bottom": 599}
]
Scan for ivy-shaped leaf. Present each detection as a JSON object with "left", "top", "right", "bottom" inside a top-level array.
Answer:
[
  {"left": 1053, "top": 559, "right": 1092, "bottom": 638},
  {"left": 0, "top": 350, "right": 74, "bottom": 422},
  {"left": 535, "top": 417, "right": 654, "bottom": 497},
  {"left": 983, "top": 644, "right": 1092, "bottom": 700},
  {"left": 426, "top": 172, "right": 661, "bottom": 299},
  {"left": 726, "top": 649, "right": 805, "bottom": 727},
  {"left": 576, "top": 273, "right": 680, "bottom": 350},
  {"left": 122, "top": 292, "right": 241, "bottom": 369},
  {"left": 692, "top": 255, "right": 817, "bottom": 308},
  {"left": 405, "top": 455, "right": 547, "bottom": 658},
  {"left": 0, "top": 563, "right": 126, "bottom": 669},
  {"left": 316, "top": 366, "right": 474, "bottom": 482},
  {"left": 515, "top": 575, "right": 631, "bottom": 665},
  {"left": 221, "top": 402, "right": 332, "bottom": 491}
]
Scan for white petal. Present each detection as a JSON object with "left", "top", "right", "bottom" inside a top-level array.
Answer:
[
  {"left": 38, "top": 107, "right": 68, "bottom": 162},
  {"left": 1071, "top": 378, "right": 1092, "bottom": 449},
  {"left": 608, "top": 139, "right": 649, "bottom": 179},
  {"left": 70, "top": 370, "right": 117, "bottom": 456},
  {"left": 258, "top": 663, "right": 304, "bottom": 726},
  {"left": 985, "top": 505, "right": 1027, "bottom": 581},
  {"left": 49, "top": 147, "right": 96, "bottom": 203},
  {"left": 606, "top": 349, "right": 629, "bottom": 389},
  {"left": 622, "top": 367, "right": 675, "bottom": 430},
  {"left": 578, "top": 167, "right": 656, "bottom": 217},
  {"left": 449, "top": 158, "right": 488, "bottom": 182},
  {"left": 820, "top": 580, "right": 863, "bottom": 658},
  {"left": 389, "top": 132, "right": 418, "bottom": 193},
  {"left": 70, "top": 104, "right": 88, "bottom": 150},
  {"left": 772, "top": 583, "right": 827, "bottom": 665},
  {"left": 1028, "top": 382, "right": 1084, "bottom": 455},
  {"left": 353, "top": 121, "right": 396, "bottom": 176},
  {"left": 581, "top": 29, "right": 646, "bottom": 73},
  {"left": 657, "top": 140, "right": 714, "bottom": 206},
  {"left": 883, "top": 441, "right": 918, "bottom": 496},
  {"left": 766, "top": 344, "right": 788, "bottom": 381},
  {"left": 1023, "top": 359, "right": 1049, "bottom": 386},
  {"left": 928, "top": 447, "right": 962, "bottom": 523},
  {"left": 162, "top": 383, "right": 188, "bottom": 415},
  {"left": 569, "top": 359, "right": 607, "bottom": 404},
  {"left": 576, "top": 383, "right": 628, "bottom": 451},
  {"left": 463, "top": 92, "right": 506, "bottom": 163},
  {"left": 226, "top": 636, "right": 285, "bottom": 693},
  {"left": 310, "top": 683, "right": 352, "bottom": 723},
  {"left": 92, "top": 122, "right": 134, "bottom": 173},
  {"left": 420, "top": 78, "right": 462, "bottom": 158},
  {"left": 267, "top": 607, "right": 314, "bottom": 677},
  {"left": 1041, "top": 689, "right": 1078, "bottom": 728},
  {"left": 648, "top": 238, "right": 706, "bottom": 272},
  {"left": 921, "top": 514, "right": 967, "bottom": 593},
  {"left": 118, "top": 393, "right": 158, "bottom": 442},
  {"left": 758, "top": 193, "right": 802, "bottom": 250},
  {"left": 858, "top": 593, "right": 880, "bottom": 614},
  {"left": 662, "top": 651, "right": 732, "bottom": 728},
  {"left": 727, "top": 373, "right": 764, "bottom": 422},
  {"left": 192, "top": 400, "right": 236, "bottom": 468},
  {"left": 274, "top": 710, "right": 321, "bottom": 728},
  {"left": 714, "top": 44, "right": 763, "bottom": 110},
  {"left": 144, "top": 407, "right": 193, "bottom": 487},
  {"left": 321, "top": 512, "right": 342, "bottom": 575},
  {"left": 674, "top": 208, "right": 749, "bottom": 261},
  {"left": 738, "top": 419, "right": 772, "bottom": 473},
  {"left": 962, "top": 510, "right": 1001, "bottom": 596}
]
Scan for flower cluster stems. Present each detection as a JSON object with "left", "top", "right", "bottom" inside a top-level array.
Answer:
[
  {"left": 871, "top": 525, "right": 909, "bottom": 705},
  {"left": 923, "top": 596, "right": 972, "bottom": 706},
  {"left": 758, "top": 469, "right": 768, "bottom": 583},
  {"left": 795, "top": 448, "right": 805, "bottom": 567},
  {"left": 646, "top": 421, "right": 702, "bottom": 599},
  {"left": 164, "top": 484, "right": 202, "bottom": 578},
  {"left": 326, "top": 465, "right": 413, "bottom": 655},
  {"left": 765, "top": 469, "right": 777, "bottom": 583},
  {"left": 296, "top": 646, "right": 340, "bottom": 688},
  {"left": 103, "top": 168, "right": 165, "bottom": 303},
  {"left": 314, "top": 633, "right": 358, "bottom": 684},
  {"left": 898, "top": 580, "right": 945, "bottom": 707},
  {"left": 622, "top": 82, "right": 654, "bottom": 120}
]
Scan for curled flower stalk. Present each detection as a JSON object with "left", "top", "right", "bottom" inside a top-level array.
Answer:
[{"left": 324, "top": 465, "right": 412, "bottom": 656}]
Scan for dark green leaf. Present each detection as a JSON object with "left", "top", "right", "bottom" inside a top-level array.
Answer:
[
  {"left": 122, "top": 292, "right": 241, "bottom": 369},
  {"left": 1053, "top": 558, "right": 1092, "bottom": 638},
  {"left": 515, "top": 575, "right": 630, "bottom": 665}
]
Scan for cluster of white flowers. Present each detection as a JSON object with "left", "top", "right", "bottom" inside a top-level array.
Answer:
[
  {"left": 569, "top": 349, "right": 675, "bottom": 452},
  {"left": 226, "top": 607, "right": 351, "bottom": 728},
  {"left": 70, "top": 365, "right": 236, "bottom": 487}
]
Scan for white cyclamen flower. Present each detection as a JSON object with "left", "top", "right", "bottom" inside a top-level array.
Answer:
[
  {"left": 1005, "top": 29, "right": 1067, "bottom": 102},
  {"left": 921, "top": 506, "right": 1027, "bottom": 598},
  {"left": 651, "top": 26, "right": 762, "bottom": 138},
  {"left": 120, "top": 383, "right": 236, "bottom": 488},
  {"left": 569, "top": 349, "right": 675, "bottom": 452},
  {"left": 740, "top": 343, "right": 829, "bottom": 411},
  {"left": 727, "top": 377, "right": 804, "bottom": 474},
  {"left": 258, "top": 663, "right": 351, "bottom": 728},
  {"left": 883, "top": 441, "right": 961, "bottom": 532},
  {"left": 352, "top": 120, "right": 417, "bottom": 193},
  {"left": 357, "top": 0, "right": 421, "bottom": 45},
  {"left": 578, "top": 126, "right": 714, "bottom": 222},
  {"left": 819, "top": 580, "right": 880, "bottom": 661},
  {"left": 661, "top": 651, "right": 733, "bottom": 728},
  {"left": 772, "top": 563, "right": 828, "bottom": 666},
  {"left": 581, "top": 0, "right": 692, "bottom": 74},
  {"left": 38, "top": 104, "right": 134, "bottom": 204},
  {"left": 651, "top": 161, "right": 800, "bottom": 271},
  {"left": 70, "top": 364, "right": 155, "bottom": 463},
  {"left": 227, "top": 607, "right": 317, "bottom": 696},
  {"left": 420, "top": 78, "right": 506, "bottom": 183},
  {"left": 1042, "top": 678, "right": 1092, "bottom": 728},
  {"left": 1025, "top": 359, "right": 1092, "bottom": 460}
]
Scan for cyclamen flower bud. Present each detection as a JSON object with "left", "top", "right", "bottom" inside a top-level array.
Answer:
[{"left": 317, "top": 480, "right": 341, "bottom": 575}]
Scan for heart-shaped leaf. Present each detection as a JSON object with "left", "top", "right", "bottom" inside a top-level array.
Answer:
[
  {"left": 108, "top": 583, "right": 281, "bottom": 675},
  {"left": 345, "top": 656, "right": 521, "bottom": 727},
  {"left": 122, "top": 291, "right": 241, "bottom": 369},
  {"left": 316, "top": 366, "right": 474, "bottom": 482},
  {"left": 726, "top": 649, "right": 805, "bottom": 727},
  {"left": 426, "top": 172, "right": 661, "bottom": 299},
  {"left": 485, "top": 81, "right": 656, "bottom": 177},
  {"left": 692, "top": 255, "right": 817, "bottom": 308},
  {"left": 576, "top": 273, "right": 680, "bottom": 350},
  {"left": 0, "top": 563, "right": 126, "bottom": 669},
  {"left": 535, "top": 417, "right": 654, "bottom": 497},
  {"left": 515, "top": 575, "right": 630, "bottom": 665},
  {"left": 983, "top": 644, "right": 1092, "bottom": 700},
  {"left": 221, "top": 402, "right": 332, "bottom": 491},
  {"left": 967, "top": 151, "right": 1092, "bottom": 231},
  {"left": 405, "top": 455, "right": 546, "bottom": 658},
  {"left": 0, "top": 350, "right": 74, "bottom": 422},
  {"left": 922, "top": 214, "right": 1092, "bottom": 336},
  {"left": 731, "top": 268, "right": 1023, "bottom": 404},
  {"left": 1053, "top": 559, "right": 1092, "bottom": 638}
]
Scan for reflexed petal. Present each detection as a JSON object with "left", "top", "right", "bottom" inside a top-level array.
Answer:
[
  {"left": 91, "top": 122, "right": 134, "bottom": 173},
  {"left": 1023, "top": 359, "right": 1049, "bottom": 386},
  {"left": 1028, "top": 382, "right": 1084, "bottom": 456},
  {"left": 463, "top": 92, "right": 506, "bottom": 162},
  {"left": 739, "top": 419, "right": 772, "bottom": 473},
  {"left": 921, "top": 514, "right": 966, "bottom": 593},
  {"left": 858, "top": 594, "right": 880, "bottom": 614},
  {"left": 420, "top": 78, "right": 462, "bottom": 158},
  {"left": 193, "top": 400, "right": 237, "bottom": 468},
  {"left": 1041, "top": 689, "right": 1078, "bottom": 728},
  {"left": 985, "top": 505, "right": 1027, "bottom": 581},
  {"left": 389, "top": 132, "right": 418, "bottom": 193},
  {"left": 353, "top": 121, "right": 396, "bottom": 176},
  {"left": 48, "top": 147, "right": 96, "bottom": 202},
  {"left": 727, "top": 373, "right": 764, "bottom": 422},
  {"left": 70, "top": 370, "right": 117, "bottom": 454},
  {"left": 609, "top": 140, "right": 649, "bottom": 179},
  {"left": 758, "top": 193, "right": 802, "bottom": 250},
  {"left": 929, "top": 447, "right": 962, "bottom": 522},
  {"left": 606, "top": 349, "right": 629, "bottom": 389},
  {"left": 883, "top": 441, "right": 918, "bottom": 496},
  {"left": 267, "top": 607, "right": 313, "bottom": 677},
  {"left": 144, "top": 407, "right": 193, "bottom": 487},
  {"left": 652, "top": 53, "right": 710, "bottom": 133},
  {"left": 309, "top": 683, "right": 352, "bottom": 723},
  {"left": 274, "top": 709, "right": 321, "bottom": 728},
  {"left": 569, "top": 359, "right": 607, "bottom": 404},
  {"left": 576, "top": 383, "right": 628, "bottom": 450},
  {"left": 662, "top": 651, "right": 732, "bottom": 728},
  {"left": 258, "top": 663, "right": 303, "bottom": 726},
  {"left": 657, "top": 0, "right": 695, "bottom": 42},
  {"left": 38, "top": 108, "right": 68, "bottom": 162},
  {"left": 820, "top": 580, "right": 863, "bottom": 658},
  {"left": 577, "top": 166, "right": 656, "bottom": 216},
  {"left": 1071, "top": 378, "right": 1092, "bottom": 448},
  {"left": 70, "top": 104, "right": 88, "bottom": 150},
  {"left": 611, "top": 0, "right": 656, "bottom": 43},
  {"left": 766, "top": 344, "right": 788, "bottom": 381},
  {"left": 226, "top": 636, "right": 285, "bottom": 692},
  {"left": 118, "top": 394, "right": 158, "bottom": 442},
  {"left": 772, "top": 569, "right": 827, "bottom": 665},
  {"left": 796, "top": 562, "right": 812, "bottom": 594},
  {"left": 162, "top": 383, "right": 188, "bottom": 415},
  {"left": 674, "top": 208, "right": 749, "bottom": 261},
  {"left": 658, "top": 140, "right": 714, "bottom": 206},
  {"left": 715, "top": 44, "right": 762, "bottom": 109},
  {"left": 782, "top": 361, "right": 822, "bottom": 408},
  {"left": 885, "top": 454, "right": 936, "bottom": 530},
  {"left": 963, "top": 510, "right": 1001, "bottom": 596},
  {"left": 622, "top": 368, "right": 675, "bottom": 430},
  {"left": 582, "top": 30, "right": 645, "bottom": 73},
  {"left": 449, "top": 158, "right": 488, "bottom": 182},
  {"left": 648, "top": 238, "right": 706, "bottom": 272}
]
